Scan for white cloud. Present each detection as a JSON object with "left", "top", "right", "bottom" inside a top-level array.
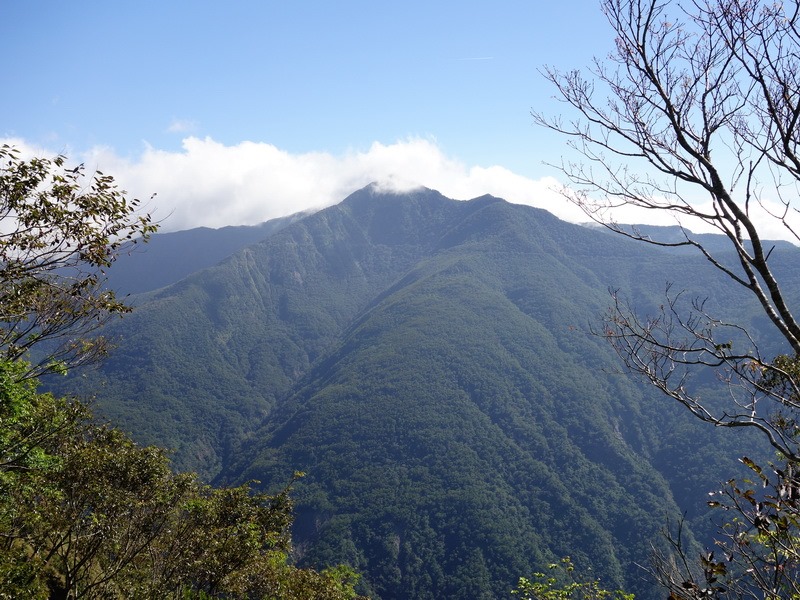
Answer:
[
  {"left": 33, "top": 136, "right": 574, "bottom": 232},
  {"left": 2, "top": 135, "right": 797, "bottom": 244}
]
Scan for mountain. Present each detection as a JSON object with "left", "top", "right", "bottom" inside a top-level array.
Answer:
[
  {"left": 607, "top": 222, "right": 799, "bottom": 255},
  {"left": 106, "top": 212, "right": 308, "bottom": 295},
  {"left": 47, "top": 184, "right": 788, "bottom": 599}
]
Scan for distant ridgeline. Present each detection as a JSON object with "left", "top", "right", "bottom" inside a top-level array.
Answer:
[{"left": 46, "top": 184, "right": 792, "bottom": 600}]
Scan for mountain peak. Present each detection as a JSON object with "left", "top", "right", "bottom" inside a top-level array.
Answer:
[
  {"left": 338, "top": 182, "right": 453, "bottom": 216},
  {"left": 362, "top": 179, "right": 430, "bottom": 195}
]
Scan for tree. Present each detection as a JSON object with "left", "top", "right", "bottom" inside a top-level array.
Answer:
[
  {"left": 0, "top": 359, "right": 365, "bottom": 599},
  {"left": 512, "top": 557, "right": 633, "bottom": 600},
  {"left": 535, "top": 0, "right": 800, "bottom": 597},
  {"left": 535, "top": 0, "right": 800, "bottom": 460},
  {"left": 0, "top": 145, "right": 157, "bottom": 377},
  {"left": 647, "top": 458, "right": 800, "bottom": 599},
  {"left": 644, "top": 352, "right": 800, "bottom": 599}
]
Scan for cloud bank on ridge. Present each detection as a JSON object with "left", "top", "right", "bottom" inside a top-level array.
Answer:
[
  {"left": 1, "top": 136, "right": 581, "bottom": 232},
  {"left": 2, "top": 135, "right": 796, "bottom": 242}
]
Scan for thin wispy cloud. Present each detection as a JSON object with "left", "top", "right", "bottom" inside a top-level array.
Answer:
[{"left": 166, "top": 119, "right": 198, "bottom": 134}]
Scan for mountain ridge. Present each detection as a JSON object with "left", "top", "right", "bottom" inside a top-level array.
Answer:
[{"left": 48, "top": 184, "right": 786, "bottom": 599}]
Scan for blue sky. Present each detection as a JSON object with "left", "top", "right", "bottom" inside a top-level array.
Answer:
[{"left": 1, "top": 1, "right": 611, "bottom": 230}]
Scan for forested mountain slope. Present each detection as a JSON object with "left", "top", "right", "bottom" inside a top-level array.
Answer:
[
  {"left": 49, "top": 184, "right": 789, "bottom": 599},
  {"left": 107, "top": 212, "right": 307, "bottom": 295}
]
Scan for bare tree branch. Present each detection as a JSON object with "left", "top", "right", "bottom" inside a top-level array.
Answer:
[{"left": 536, "top": 0, "right": 800, "bottom": 458}]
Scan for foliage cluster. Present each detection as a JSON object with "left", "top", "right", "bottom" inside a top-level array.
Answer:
[
  {"left": 512, "top": 558, "right": 632, "bottom": 600},
  {"left": 0, "top": 145, "right": 157, "bottom": 377},
  {"left": 0, "top": 358, "right": 362, "bottom": 598}
]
